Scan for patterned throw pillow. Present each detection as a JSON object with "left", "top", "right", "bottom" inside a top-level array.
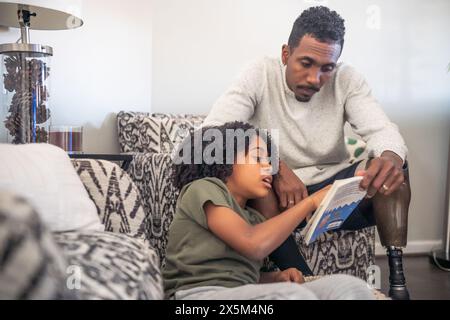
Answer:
[
  {"left": 346, "top": 137, "right": 367, "bottom": 163},
  {"left": 72, "top": 159, "right": 147, "bottom": 237},
  {"left": 117, "top": 112, "right": 205, "bottom": 154}
]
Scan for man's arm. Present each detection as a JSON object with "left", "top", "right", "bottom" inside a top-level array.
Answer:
[
  {"left": 203, "top": 59, "right": 266, "bottom": 126},
  {"left": 273, "top": 160, "right": 309, "bottom": 210},
  {"left": 343, "top": 66, "right": 408, "bottom": 163},
  {"left": 343, "top": 66, "right": 408, "bottom": 196},
  {"left": 248, "top": 160, "right": 311, "bottom": 219}
]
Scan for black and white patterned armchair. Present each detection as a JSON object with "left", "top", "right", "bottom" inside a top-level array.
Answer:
[{"left": 117, "top": 111, "right": 376, "bottom": 281}]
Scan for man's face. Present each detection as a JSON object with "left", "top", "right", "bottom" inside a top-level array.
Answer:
[{"left": 282, "top": 34, "right": 342, "bottom": 102}]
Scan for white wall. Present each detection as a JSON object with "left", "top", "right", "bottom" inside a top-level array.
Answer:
[
  {"left": 0, "top": 0, "right": 152, "bottom": 153},
  {"left": 0, "top": 0, "right": 449, "bottom": 251},
  {"left": 151, "top": 0, "right": 450, "bottom": 252}
]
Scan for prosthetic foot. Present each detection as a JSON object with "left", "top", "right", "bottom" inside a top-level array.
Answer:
[
  {"left": 386, "top": 246, "right": 410, "bottom": 300},
  {"left": 372, "top": 163, "right": 411, "bottom": 300}
]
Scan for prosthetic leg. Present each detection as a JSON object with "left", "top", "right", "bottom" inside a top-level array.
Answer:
[{"left": 372, "top": 163, "right": 411, "bottom": 300}]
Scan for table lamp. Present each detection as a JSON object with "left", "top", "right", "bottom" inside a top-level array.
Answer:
[{"left": 0, "top": 0, "right": 83, "bottom": 144}]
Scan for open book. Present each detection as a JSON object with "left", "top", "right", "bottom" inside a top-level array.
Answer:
[{"left": 302, "top": 176, "right": 367, "bottom": 245}]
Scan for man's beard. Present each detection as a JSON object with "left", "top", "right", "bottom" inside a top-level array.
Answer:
[
  {"left": 295, "top": 95, "right": 312, "bottom": 102},
  {"left": 295, "top": 85, "right": 320, "bottom": 102}
]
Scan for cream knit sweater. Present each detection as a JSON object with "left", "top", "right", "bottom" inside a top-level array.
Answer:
[{"left": 204, "top": 57, "right": 407, "bottom": 186}]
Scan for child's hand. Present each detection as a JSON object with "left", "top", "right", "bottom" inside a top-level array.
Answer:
[
  {"left": 307, "top": 185, "right": 332, "bottom": 210},
  {"left": 274, "top": 268, "right": 304, "bottom": 284}
]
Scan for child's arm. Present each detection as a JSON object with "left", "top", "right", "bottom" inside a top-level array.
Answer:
[{"left": 204, "top": 186, "right": 330, "bottom": 261}]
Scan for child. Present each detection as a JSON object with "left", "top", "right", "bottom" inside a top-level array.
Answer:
[{"left": 163, "top": 122, "right": 374, "bottom": 300}]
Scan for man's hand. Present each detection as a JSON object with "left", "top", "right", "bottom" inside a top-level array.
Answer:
[
  {"left": 273, "top": 161, "right": 308, "bottom": 210},
  {"left": 358, "top": 151, "right": 405, "bottom": 198}
]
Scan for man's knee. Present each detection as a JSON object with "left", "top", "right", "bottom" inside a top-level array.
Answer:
[
  {"left": 372, "top": 172, "right": 411, "bottom": 210},
  {"left": 357, "top": 158, "right": 411, "bottom": 211}
]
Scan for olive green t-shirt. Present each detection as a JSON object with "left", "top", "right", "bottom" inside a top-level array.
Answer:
[{"left": 163, "top": 177, "right": 266, "bottom": 298}]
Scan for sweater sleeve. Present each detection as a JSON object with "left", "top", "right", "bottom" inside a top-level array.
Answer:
[
  {"left": 342, "top": 66, "right": 408, "bottom": 162},
  {"left": 203, "top": 58, "right": 266, "bottom": 126}
]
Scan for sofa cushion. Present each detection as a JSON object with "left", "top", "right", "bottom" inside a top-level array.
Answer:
[
  {"left": 54, "top": 231, "right": 164, "bottom": 300},
  {"left": 117, "top": 112, "right": 205, "bottom": 154},
  {"left": 0, "top": 143, "right": 102, "bottom": 232}
]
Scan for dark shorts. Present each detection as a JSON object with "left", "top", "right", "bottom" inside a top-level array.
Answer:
[{"left": 298, "top": 161, "right": 376, "bottom": 231}]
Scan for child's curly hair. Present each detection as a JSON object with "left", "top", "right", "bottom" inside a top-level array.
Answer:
[{"left": 171, "top": 121, "right": 276, "bottom": 190}]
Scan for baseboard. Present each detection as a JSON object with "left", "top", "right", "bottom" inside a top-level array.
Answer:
[{"left": 375, "top": 240, "right": 443, "bottom": 256}]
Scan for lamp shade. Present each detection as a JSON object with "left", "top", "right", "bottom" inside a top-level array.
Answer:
[{"left": 0, "top": 0, "right": 83, "bottom": 30}]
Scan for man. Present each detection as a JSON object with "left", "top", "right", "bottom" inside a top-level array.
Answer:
[{"left": 203, "top": 6, "right": 411, "bottom": 299}]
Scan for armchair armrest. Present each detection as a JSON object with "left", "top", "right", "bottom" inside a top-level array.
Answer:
[
  {"left": 126, "top": 152, "right": 179, "bottom": 266},
  {"left": 72, "top": 159, "right": 148, "bottom": 242}
]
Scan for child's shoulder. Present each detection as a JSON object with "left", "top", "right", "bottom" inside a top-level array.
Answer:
[
  {"left": 178, "top": 177, "right": 233, "bottom": 213},
  {"left": 187, "top": 177, "right": 226, "bottom": 190},
  {"left": 181, "top": 177, "right": 229, "bottom": 198}
]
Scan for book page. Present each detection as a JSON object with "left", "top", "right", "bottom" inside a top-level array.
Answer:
[
  {"left": 304, "top": 177, "right": 366, "bottom": 244},
  {"left": 326, "top": 180, "right": 365, "bottom": 210}
]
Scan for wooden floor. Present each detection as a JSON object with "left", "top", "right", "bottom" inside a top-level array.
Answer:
[{"left": 377, "top": 255, "right": 450, "bottom": 300}]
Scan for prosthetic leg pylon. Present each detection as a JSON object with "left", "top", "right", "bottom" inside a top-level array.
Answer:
[{"left": 372, "top": 164, "right": 411, "bottom": 300}]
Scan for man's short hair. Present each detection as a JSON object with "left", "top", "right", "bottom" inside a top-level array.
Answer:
[{"left": 288, "top": 6, "right": 346, "bottom": 51}]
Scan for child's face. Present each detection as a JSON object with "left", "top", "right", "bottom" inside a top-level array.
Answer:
[{"left": 228, "top": 136, "right": 273, "bottom": 199}]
